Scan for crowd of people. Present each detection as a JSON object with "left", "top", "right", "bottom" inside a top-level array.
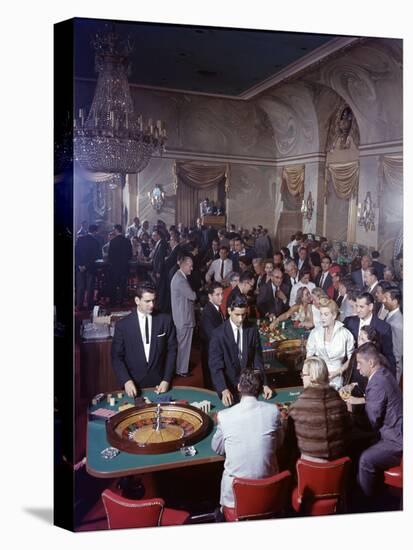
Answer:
[{"left": 76, "top": 220, "right": 403, "bottom": 512}]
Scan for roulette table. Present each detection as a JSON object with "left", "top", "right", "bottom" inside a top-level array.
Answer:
[{"left": 86, "top": 385, "right": 303, "bottom": 478}]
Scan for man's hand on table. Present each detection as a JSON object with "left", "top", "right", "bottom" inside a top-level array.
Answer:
[
  {"left": 221, "top": 389, "right": 234, "bottom": 407},
  {"left": 124, "top": 380, "right": 137, "bottom": 398},
  {"left": 155, "top": 380, "right": 169, "bottom": 394}
]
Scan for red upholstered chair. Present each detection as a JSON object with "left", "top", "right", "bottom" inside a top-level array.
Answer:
[
  {"left": 384, "top": 458, "right": 403, "bottom": 489},
  {"left": 223, "top": 470, "right": 292, "bottom": 522},
  {"left": 101, "top": 489, "right": 190, "bottom": 529},
  {"left": 291, "top": 456, "right": 351, "bottom": 516}
]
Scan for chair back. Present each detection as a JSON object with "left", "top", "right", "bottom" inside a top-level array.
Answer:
[
  {"left": 296, "top": 456, "right": 351, "bottom": 504},
  {"left": 232, "top": 470, "right": 292, "bottom": 520},
  {"left": 102, "top": 489, "right": 163, "bottom": 529}
]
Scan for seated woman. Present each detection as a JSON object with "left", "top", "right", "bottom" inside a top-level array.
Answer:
[
  {"left": 270, "top": 286, "right": 314, "bottom": 329},
  {"left": 288, "top": 357, "right": 351, "bottom": 462},
  {"left": 310, "top": 287, "right": 327, "bottom": 328},
  {"left": 306, "top": 298, "right": 355, "bottom": 390}
]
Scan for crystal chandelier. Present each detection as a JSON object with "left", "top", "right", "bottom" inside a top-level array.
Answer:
[{"left": 74, "top": 27, "right": 167, "bottom": 174}]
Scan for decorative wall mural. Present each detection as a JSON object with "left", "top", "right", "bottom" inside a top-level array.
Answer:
[
  {"left": 259, "top": 84, "right": 319, "bottom": 156},
  {"left": 316, "top": 41, "right": 402, "bottom": 142}
]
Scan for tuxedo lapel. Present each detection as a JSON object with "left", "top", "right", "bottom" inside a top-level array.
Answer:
[
  {"left": 147, "top": 314, "right": 158, "bottom": 367},
  {"left": 128, "top": 311, "right": 147, "bottom": 363},
  {"left": 224, "top": 321, "right": 239, "bottom": 365},
  {"left": 241, "top": 326, "right": 248, "bottom": 369}
]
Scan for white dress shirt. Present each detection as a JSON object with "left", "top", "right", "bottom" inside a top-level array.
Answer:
[
  {"left": 205, "top": 257, "right": 233, "bottom": 283},
  {"left": 358, "top": 313, "right": 373, "bottom": 336},
  {"left": 230, "top": 319, "right": 243, "bottom": 358},
  {"left": 137, "top": 310, "right": 152, "bottom": 361}
]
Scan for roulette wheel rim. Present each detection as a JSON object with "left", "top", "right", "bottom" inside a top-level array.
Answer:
[{"left": 106, "top": 402, "right": 212, "bottom": 454}]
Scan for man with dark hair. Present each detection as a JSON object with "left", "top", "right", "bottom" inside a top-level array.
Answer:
[
  {"left": 356, "top": 343, "right": 402, "bottom": 498},
  {"left": 208, "top": 295, "right": 272, "bottom": 406},
  {"left": 227, "top": 270, "right": 255, "bottom": 308},
  {"left": 229, "top": 237, "right": 245, "bottom": 272},
  {"left": 75, "top": 224, "right": 101, "bottom": 309},
  {"left": 296, "top": 246, "right": 311, "bottom": 278},
  {"left": 315, "top": 255, "right": 334, "bottom": 294},
  {"left": 205, "top": 245, "right": 233, "bottom": 284},
  {"left": 257, "top": 268, "right": 289, "bottom": 317},
  {"left": 371, "top": 250, "right": 386, "bottom": 281},
  {"left": 125, "top": 216, "right": 141, "bottom": 239},
  {"left": 111, "top": 283, "right": 177, "bottom": 396},
  {"left": 200, "top": 283, "right": 225, "bottom": 389},
  {"left": 365, "top": 266, "right": 380, "bottom": 314},
  {"left": 344, "top": 292, "right": 396, "bottom": 377},
  {"left": 108, "top": 224, "right": 133, "bottom": 306},
  {"left": 170, "top": 254, "right": 196, "bottom": 376},
  {"left": 382, "top": 287, "right": 403, "bottom": 383},
  {"left": 211, "top": 369, "right": 283, "bottom": 509},
  {"left": 150, "top": 228, "right": 169, "bottom": 310}
]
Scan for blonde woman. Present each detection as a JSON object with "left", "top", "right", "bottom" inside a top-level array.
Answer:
[
  {"left": 306, "top": 298, "right": 355, "bottom": 390},
  {"left": 271, "top": 286, "right": 314, "bottom": 329},
  {"left": 288, "top": 357, "right": 350, "bottom": 461},
  {"left": 310, "top": 287, "right": 328, "bottom": 328}
]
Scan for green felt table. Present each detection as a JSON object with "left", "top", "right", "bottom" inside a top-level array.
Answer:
[{"left": 86, "top": 385, "right": 303, "bottom": 478}]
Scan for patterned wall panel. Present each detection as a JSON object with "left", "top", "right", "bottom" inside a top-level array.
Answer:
[{"left": 137, "top": 158, "right": 176, "bottom": 228}]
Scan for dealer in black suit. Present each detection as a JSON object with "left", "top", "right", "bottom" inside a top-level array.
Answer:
[
  {"left": 199, "top": 282, "right": 225, "bottom": 389},
  {"left": 344, "top": 291, "right": 396, "bottom": 377},
  {"left": 112, "top": 282, "right": 177, "bottom": 396},
  {"left": 356, "top": 343, "right": 402, "bottom": 497},
  {"left": 208, "top": 295, "right": 272, "bottom": 406}
]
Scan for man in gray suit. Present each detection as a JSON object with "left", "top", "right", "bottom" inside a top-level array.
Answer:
[
  {"left": 356, "top": 343, "right": 402, "bottom": 498},
  {"left": 170, "top": 254, "right": 196, "bottom": 376},
  {"left": 382, "top": 287, "right": 403, "bottom": 383},
  {"left": 211, "top": 369, "right": 284, "bottom": 508}
]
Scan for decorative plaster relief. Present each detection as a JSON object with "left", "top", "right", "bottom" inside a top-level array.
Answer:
[{"left": 258, "top": 83, "right": 319, "bottom": 157}]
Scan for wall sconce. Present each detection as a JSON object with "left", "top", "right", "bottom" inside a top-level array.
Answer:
[
  {"left": 357, "top": 191, "right": 376, "bottom": 232},
  {"left": 301, "top": 191, "right": 314, "bottom": 221},
  {"left": 147, "top": 185, "right": 165, "bottom": 212}
]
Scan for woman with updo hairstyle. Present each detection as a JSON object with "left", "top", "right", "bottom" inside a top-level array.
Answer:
[
  {"left": 288, "top": 357, "right": 350, "bottom": 462},
  {"left": 310, "top": 287, "right": 328, "bottom": 328},
  {"left": 306, "top": 297, "right": 355, "bottom": 389}
]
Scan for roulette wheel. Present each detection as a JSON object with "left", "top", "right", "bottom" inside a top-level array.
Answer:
[{"left": 106, "top": 402, "right": 212, "bottom": 454}]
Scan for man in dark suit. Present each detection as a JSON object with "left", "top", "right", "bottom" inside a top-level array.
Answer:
[
  {"left": 356, "top": 343, "right": 402, "bottom": 497},
  {"left": 296, "top": 246, "right": 311, "bottom": 279},
  {"left": 108, "top": 224, "right": 133, "bottom": 306},
  {"left": 314, "top": 255, "right": 334, "bottom": 295},
  {"left": 371, "top": 250, "right": 386, "bottom": 281},
  {"left": 200, "top": 282, "right": 225, "bottom": 389},
  {"left": 344, "top": 291, "right": 396, "bottom": 377},
  {"left": 111, "top": 282, "right": 177, "bottom": 396},
  {"left": 364, "top": 266, "right": 381, "bottom": 315},
  {"left": 351, "top": 254, "right": 372, "bottom": 290},
  {"left": 227, "top": 270, "right": 255, "bottom": 309},
  {"left": 151, "top": 228, "right": 169, "bottom": 311},
  {"left": 75, "top": 224, "right": 101, "bottom": 309},
  {"left": 208, "top": 295, "right": 272, "bottom": 406},
  {"left": 256, "top": 268, "right": 289, "bottom": 317}
]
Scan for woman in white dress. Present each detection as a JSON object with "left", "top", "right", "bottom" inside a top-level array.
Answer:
[{"left": 306, "top": 298, "right": 355, "bottom": 390}]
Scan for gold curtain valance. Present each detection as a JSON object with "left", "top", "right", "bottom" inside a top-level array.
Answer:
[
  {"left": 381, "top": 155, "right": 403, "bottom": 187},
  {"left": 176, "top": 161, "right": 227, "bottom": 190},
  {"left": 327, "top": 161, "right": 359, "bottom": 199},
  {"left": 282, "top": 165, "right": 305, "bottom": 197}
]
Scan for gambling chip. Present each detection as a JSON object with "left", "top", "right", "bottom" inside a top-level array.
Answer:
[{"left": 100, "top": 447, "right": 120, "bottom": 460}]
